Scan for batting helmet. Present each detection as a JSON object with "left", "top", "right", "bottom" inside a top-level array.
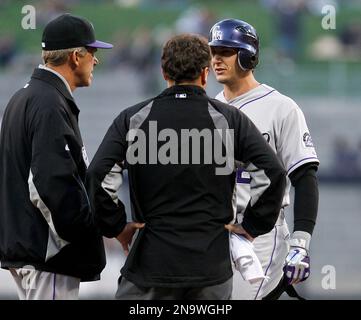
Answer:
[{"left": 208, "top": 19, "right": 259, "bottom": 70}]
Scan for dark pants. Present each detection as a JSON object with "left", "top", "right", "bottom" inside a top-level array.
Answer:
[{"left": 115, "top": 276, "right": 232, "bottom": 300}]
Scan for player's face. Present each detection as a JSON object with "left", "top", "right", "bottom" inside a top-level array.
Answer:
[
  {"left": 74, "top": 47, "right": 99, "bottom": 87},
  {"left": 210, "top": 46, "right": 240, "bottom": 84}
]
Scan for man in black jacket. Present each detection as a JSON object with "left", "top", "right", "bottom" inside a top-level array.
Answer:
[
  {"left": 86, "top": 34, "right": 286, "bottom": 300},
  {"left": 0, "top": 14, "right": 112, "bottom": 299}
]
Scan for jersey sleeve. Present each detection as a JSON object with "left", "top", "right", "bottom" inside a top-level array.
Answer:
[{"left": 277, "top": 101, "right": 319, "bottom": 175}]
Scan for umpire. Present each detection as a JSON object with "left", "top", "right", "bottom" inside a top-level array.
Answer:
[
  {"left": 0, "top": 14, "right": 112, "bottom": 299},
  {"left": 86, "top": 34, "right": 286, "bottom": 300}
]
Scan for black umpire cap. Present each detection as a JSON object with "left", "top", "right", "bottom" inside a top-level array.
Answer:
[{"left": 41, "top": 13, "right": 113, "bottom": 50}]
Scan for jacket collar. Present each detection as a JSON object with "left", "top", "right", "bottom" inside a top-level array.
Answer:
[
  {"left": 158, "top": 85, "right": 207, "bottom": 98},
  {"left": 31, "top": 68, "right": 80, "bottom": 115},
  {"left": 38, "top": 64, "right": 73, "bottom": 97}
]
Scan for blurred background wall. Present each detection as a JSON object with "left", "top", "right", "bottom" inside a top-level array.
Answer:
[{"left": 0, "top": 0, "right": 360, "bottom": 299}]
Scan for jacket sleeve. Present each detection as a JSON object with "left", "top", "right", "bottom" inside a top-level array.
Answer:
[
  {"left": 86, "top": 111, "right": 128, "bottom": 238},
  {"left": 234, "top": 111, "right": 287, "bottom": 238},
  {"left": 29, "top": 104, "right": 94, "bottom": 243}
]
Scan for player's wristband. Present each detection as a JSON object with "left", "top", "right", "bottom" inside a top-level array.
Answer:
[{"left": 289, "top": 231, "right": 311, "bottom": 251}]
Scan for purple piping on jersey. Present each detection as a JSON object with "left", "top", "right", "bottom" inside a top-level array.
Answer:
[
  {"left": 52, "top": 274, "right": 56, "bottom": 300},
  {"left": 237, "top": 89, "right": 276, "bottom": 110},
  {"left": 254, "top": 225, "right": 278, "bottom": 300},
  {"left": 287, "top": 157, "right": 319, "bottom": 174}
]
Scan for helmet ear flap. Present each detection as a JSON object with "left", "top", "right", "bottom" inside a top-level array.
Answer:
[{"left": 237, "top": 49, "right": 258, "bottom": 71}]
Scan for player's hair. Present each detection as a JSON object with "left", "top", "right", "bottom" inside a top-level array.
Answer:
[
  {"left": 161, "top": 34, "right": 211, "bottom": 84},
  {"left": 42, "top": 46, "right": 88, "bottom": 66}
]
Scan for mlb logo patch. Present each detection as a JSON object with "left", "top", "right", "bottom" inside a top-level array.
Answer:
[{"left": 175, "top": 93, "right": 187, "bottom": 98}]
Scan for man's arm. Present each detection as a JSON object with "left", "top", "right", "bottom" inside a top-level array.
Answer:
[
  {"left": 284, "top": 163, "right": 319, "bottom": 284},
  {"left": 29, "top": 106, "right": 94, "bottom": 243},
  {"left": 86, "top": 114, "right": 129, "bottom": 238},
  {"left": 274, "top": 100, "right": 319, "bottom": 285},
  {"left": 86, "top": 109, "right": 146, "bottom": 253},
  {"left": 290, "top": 163, "right": 319, "bottom": 236}
]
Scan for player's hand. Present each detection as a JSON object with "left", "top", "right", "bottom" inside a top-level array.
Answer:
[
  {"left": 283, "top": 231, "right": 311, "bottom": 285},
  {"left": 116, "top": 222, "right": 145, "bottom": 255},
  {"left": 225, "top": 224, "right": 254, "bottom": 242},
  {"left": 283, "top": 247, "right": 310, "bottom": 285}
]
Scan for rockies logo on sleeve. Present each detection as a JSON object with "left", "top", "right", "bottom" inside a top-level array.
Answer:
[{"left": 303, "top": 133, "right": 314, "bottom": 148}]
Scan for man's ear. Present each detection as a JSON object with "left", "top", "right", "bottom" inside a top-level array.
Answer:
[
  {"left": 201, "top": 67, "right": 209, "bottom": 86},
  {"left": 69, "top": 50, "right": 80, "bottom": 69},
  {"left": 162, "top": 69, "right": 169, "bottom": 81}
]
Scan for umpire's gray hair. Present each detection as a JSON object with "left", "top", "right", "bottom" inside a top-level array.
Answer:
[{"left": 42, "top": 47, "right": 87, "bottom": 66}]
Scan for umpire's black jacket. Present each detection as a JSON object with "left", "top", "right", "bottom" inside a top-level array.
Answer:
[
  {"left": 87, "top": 85, "right": 286, "bottom": 288},
  {"left": 0, "top": 68, "right": 105, "bottom": 281}
]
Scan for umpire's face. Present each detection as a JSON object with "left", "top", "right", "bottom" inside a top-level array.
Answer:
[
  {"left": 73, "top": 47, "right": 99, "bottom": 88},
  {"left": 210, "top": 46, "right": 241, "bottom": 85}
]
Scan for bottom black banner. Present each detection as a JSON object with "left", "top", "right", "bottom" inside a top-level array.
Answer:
[{"left": 0, "top": 300, "right": 357, "bottom": 319}]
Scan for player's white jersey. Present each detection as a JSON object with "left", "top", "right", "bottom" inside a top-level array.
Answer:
[{"left": 216, "top": 84, "right": 319, "bottom": 214}]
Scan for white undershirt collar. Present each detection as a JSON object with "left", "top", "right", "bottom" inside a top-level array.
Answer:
[{"left": 38, "top": 64, "right": 73, "bottom": 97}]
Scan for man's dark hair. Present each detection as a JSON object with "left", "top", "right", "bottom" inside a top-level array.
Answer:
[{"left": 161, "top": 34, "right": 211, "bottom": 84}]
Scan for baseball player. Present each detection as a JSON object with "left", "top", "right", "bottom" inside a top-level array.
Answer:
[{"left": 208, "top": 19, "right": 320, "bottom": 300}]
